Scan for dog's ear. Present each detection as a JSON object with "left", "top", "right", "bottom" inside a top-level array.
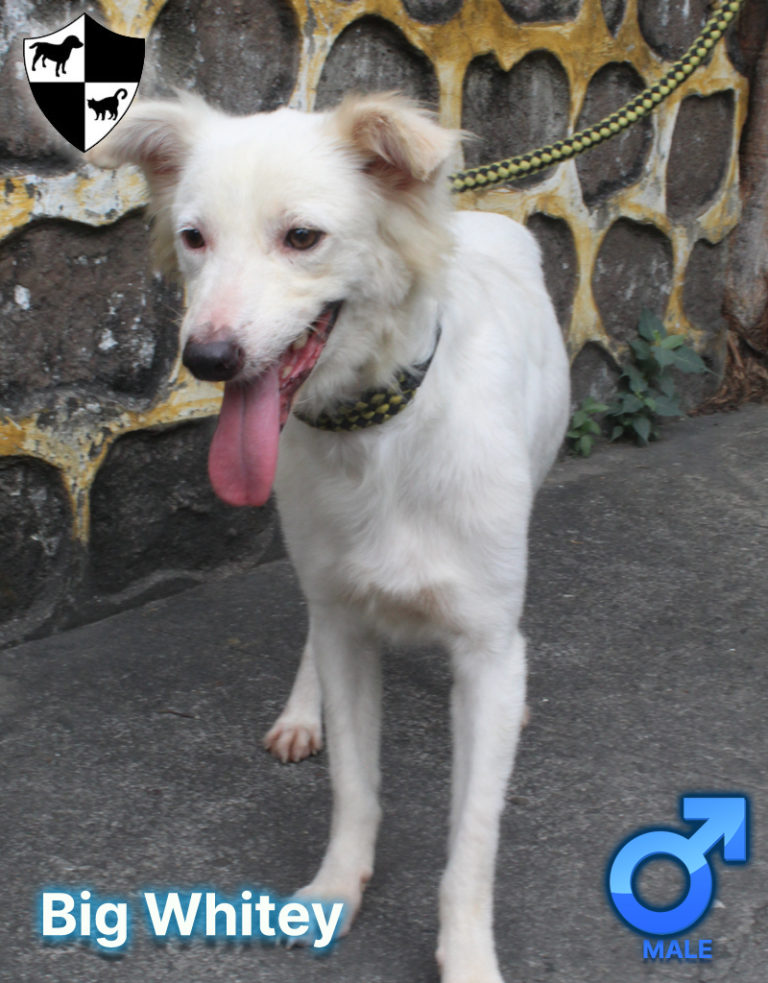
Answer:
[
  {"left": 332, "top": 93, "right": 457, "bottom": 189},
  {"left": 86, "top": 96, "right": 208, "bottom": 196},
  {"left": 86, "top": 95, "right": 214, "bottom": 274}
]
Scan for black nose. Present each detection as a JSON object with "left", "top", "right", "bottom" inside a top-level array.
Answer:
[{"left": 182, "top": 339, "right": 245, "bottom": 382}]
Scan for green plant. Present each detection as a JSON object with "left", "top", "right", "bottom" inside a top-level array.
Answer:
[
  {"left": 605, "top": 310, "right": 709, "bottom": 447},
  {"left": 567, "top": 396, "right": 608, "bottom": 457}
]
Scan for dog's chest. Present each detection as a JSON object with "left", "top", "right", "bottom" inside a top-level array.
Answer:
[
  {"left": 277, "top": 430, "right": 466, "bottom": 636},
  {"left": 335, "top": 518, "right": 460, "bottom": 637}
]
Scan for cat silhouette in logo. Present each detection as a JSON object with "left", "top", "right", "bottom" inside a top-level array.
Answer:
[
  {"left": 88, "top": 89, "right": 128, "bottom": 121},
  {"left": 30, "top": 35, "right": 83, "bottom": 77}
]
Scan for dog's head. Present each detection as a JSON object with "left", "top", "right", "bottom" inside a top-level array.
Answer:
[{"left": 89, "top": 93, "right": 458, "bottom": 505}]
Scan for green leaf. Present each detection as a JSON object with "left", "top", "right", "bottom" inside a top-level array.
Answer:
[
  {"left": 659, "top": 334, "right": 685, "bottom": 350},
  {"left": 653, "top": 394, "right": 683, "bottom": 417},
  {"left": 581, "top": 397, "right": 608, "bottom": 414},
  {"left": 630, "top": 338, "right": 652, "bottom": 362},
  {"left": 670, "top": 347, "right": 708, "bottom": 374},
  {"left": 623, "top": 364, "right": 648, "bottom": 394},
  {"left": 570, "top": 410, "right": 588, "bottom": 429},
  {"left": 610, "top": 425, "right": 625, "bottom": 441},
  {"left": 632, "top": 415, "right": 652, "bottom": 444},
  {"left": 653, "top": 346, "right": 677, "bottom": 369},
  {"left": 578, "top": 435, "right": 593, "bottom": 457},
  {"left": 658, "top": 373, "right": 677, "bottom": 398},
  {"left": 620, "top": 393, "right": 644, "bottom": 413},
  {"left": 637, "top": 309, "right": 663, "bottom": 342}
]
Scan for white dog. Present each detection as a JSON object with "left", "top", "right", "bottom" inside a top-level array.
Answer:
[{"left": 92, "top": 92, "right": 570, "bottom": 982}]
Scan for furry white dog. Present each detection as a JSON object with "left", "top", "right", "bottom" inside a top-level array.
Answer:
[{"left": 92, "top": 92, "right": 570, "bottom": 982}]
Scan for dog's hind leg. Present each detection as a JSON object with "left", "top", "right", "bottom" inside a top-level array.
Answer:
[
  {"left": 295, "top": 604, "right": 382, "bottom": 931},
  {"left": 263, "top": 627, "right": 323, "bottom": 763},
  {"left": 437, "top": 628, "right": 527, "bottom": 983}
]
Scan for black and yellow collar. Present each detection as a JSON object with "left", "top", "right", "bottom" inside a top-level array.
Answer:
[{"left": 294, "top": 326, "right": 441, "bottom": 433}]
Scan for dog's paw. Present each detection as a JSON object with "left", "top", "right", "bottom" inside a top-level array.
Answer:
[
  {"left": 263, "top": 717, "right": 323, "bottom": 763},
  {"left": 292, "top": 868, "right": 370, "bottom": 941},
  {"left": 279, "top": 890, "right": 355, "bottom": 949},
  {"left": 278, "top": 886, "right": 350, "bottom": 950},
  {"left": 440, "top": 973, "right": 505, "bottom": 983},
  {"left": 437, "top": 955, "right": 505, "bottom": 983},
  {"left": 436, "top": 935, "right": 505, "bottom": 983}
]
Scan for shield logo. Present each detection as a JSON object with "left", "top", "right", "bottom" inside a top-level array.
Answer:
[{"left": 24, "top": 13, "right": 144, "bottom": 153}]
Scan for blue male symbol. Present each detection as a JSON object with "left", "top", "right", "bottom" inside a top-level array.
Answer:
[{"left": 608, "top": 795, "right": 749, "bottom": 936}]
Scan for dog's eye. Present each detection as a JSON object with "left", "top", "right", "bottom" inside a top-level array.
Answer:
[
  {"left": 180, "top": 227, "right": 205, "bottom": 250},
  {"left": 285, "top": 228, "right": 324, "bottom": 251}
]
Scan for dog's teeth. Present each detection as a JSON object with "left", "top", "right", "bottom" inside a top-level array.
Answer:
[
  {"left": 292, "top": 330, "right": 309, "bottom": 351},
  {"left": 281, "top": 365, "right": 292, "bottom": 380}
]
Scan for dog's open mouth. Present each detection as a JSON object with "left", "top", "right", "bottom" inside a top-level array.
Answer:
[{"left": 208, "top": 301, "right": 342, "bottom": 507}]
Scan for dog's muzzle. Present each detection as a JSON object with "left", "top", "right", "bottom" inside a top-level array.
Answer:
[{"left": 182, "top": 339, "right": 244, "bottom": 382}]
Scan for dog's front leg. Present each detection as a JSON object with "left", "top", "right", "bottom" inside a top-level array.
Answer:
[
  {"left": 438, "top": 629, "right": 527, "bottom": 983},
  {"left": 296, "top": 604, "right": 382, "bottom": 930},
  {"left": 264, "top": 630, "right": 323, "bottom": 763}
]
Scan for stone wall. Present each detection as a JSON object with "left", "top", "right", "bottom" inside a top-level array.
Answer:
[
  {"left": 0, "top": 0, "right": 755, "bottom": 644},
  {"left": 721, "top": 4, "right": 768, "bottom": 403}
]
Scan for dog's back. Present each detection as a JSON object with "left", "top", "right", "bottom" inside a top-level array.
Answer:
[{"left": 443, "top": 209, "right": 569, "bottom": 489}]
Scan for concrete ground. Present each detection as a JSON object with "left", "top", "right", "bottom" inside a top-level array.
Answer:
[{"left": 1, "top": 405, "right": 767, "bottom": 983}]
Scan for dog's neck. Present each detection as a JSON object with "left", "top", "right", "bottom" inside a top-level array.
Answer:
[
  {"left": 294, "top": 288, "right": 442, "bottom": 421},
  {"left": 295, "top": 323, "right": 441, "bottom": 432}
]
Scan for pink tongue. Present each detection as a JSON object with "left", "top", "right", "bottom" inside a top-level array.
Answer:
[{"left": 208, "top": 366, "right": 280, "bottom": 507}]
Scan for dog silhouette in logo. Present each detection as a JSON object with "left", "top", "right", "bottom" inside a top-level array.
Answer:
[
  {"left": 88, "top": 89, "right": 128, "bottom": 121},
  {"left": 30, "top": 35, "right": 83, "bottom": 77}
]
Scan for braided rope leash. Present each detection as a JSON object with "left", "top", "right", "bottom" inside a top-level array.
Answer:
[{"left": 449, "top": 0, "right": 746, "bottom": 193}]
